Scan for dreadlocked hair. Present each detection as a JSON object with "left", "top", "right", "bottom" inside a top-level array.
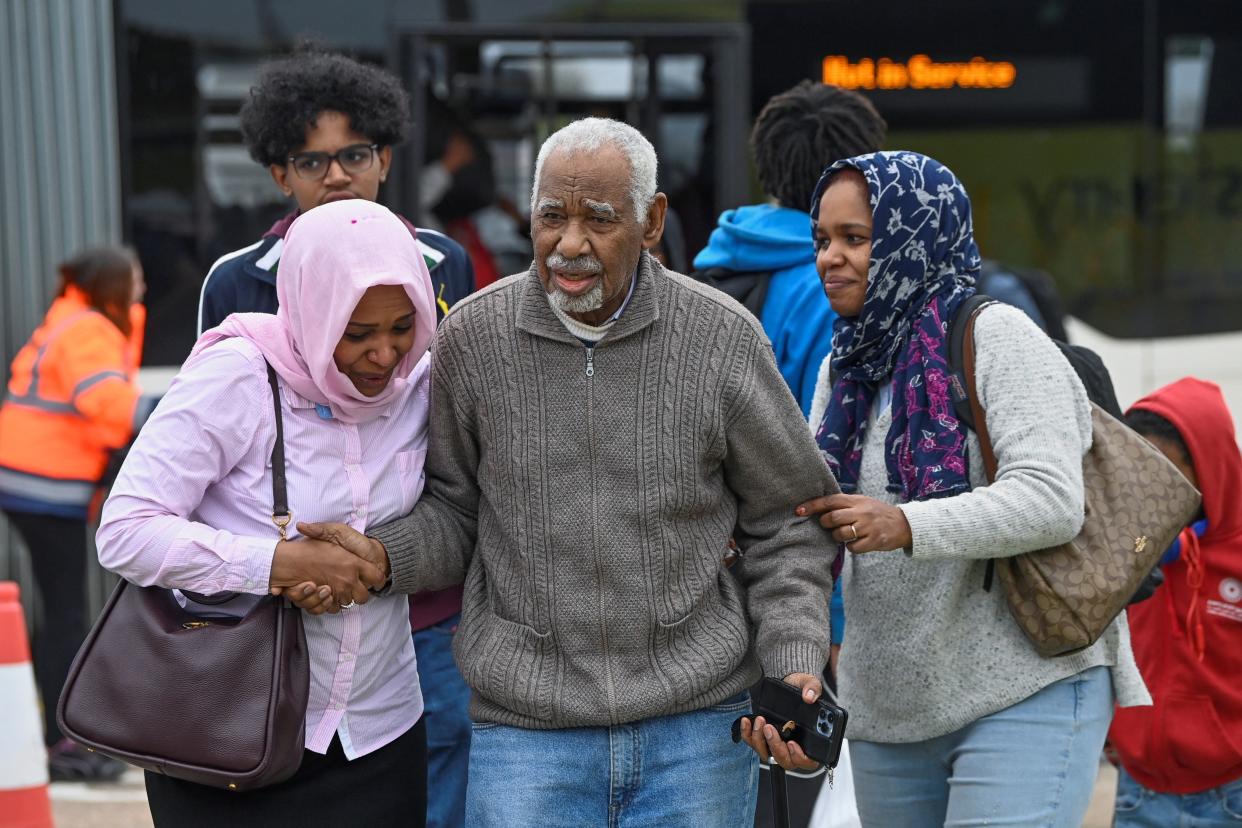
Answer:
[
  {"left": 240, "top": 46, "right": 411, "bottom": 167},
  {"left": 751, "top": 81, "right": 887, "bottom": 212}
]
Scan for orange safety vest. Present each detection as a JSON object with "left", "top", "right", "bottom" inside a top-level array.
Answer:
[{"left": 0, "top": 287, "right": 144, "bottom": 516}]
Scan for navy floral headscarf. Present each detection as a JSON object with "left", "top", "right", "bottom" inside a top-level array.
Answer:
[{"left": 812, "top": 151, "right": 981, "bottom": 502}]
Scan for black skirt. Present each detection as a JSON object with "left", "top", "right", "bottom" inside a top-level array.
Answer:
[{"left": 144, "top": 717, "right": 427, "bottom": 828}]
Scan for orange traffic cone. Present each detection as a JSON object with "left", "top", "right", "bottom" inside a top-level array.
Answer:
[{"left": 0, "top": 581, "right": 53, "bottom": 827}]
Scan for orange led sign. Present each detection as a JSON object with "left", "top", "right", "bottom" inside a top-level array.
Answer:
[{"left": 822, "top": 55, "right": 1017, "bottom": 90}]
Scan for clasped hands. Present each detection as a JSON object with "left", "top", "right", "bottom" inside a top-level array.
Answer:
[{"left": 268, "top": 522, "right": 390, "bottom": 615}]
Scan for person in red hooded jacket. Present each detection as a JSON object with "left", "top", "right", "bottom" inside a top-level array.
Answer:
[{"left": 1109, "top": 377, "right": 1242, "bottom": 825}]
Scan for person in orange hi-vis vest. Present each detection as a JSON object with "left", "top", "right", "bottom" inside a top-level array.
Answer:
[{"left": 0, "top": 245, "right": 153, "bottom": 782}]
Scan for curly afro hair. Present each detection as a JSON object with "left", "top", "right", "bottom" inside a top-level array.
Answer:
[
  {"left": 751, "top": 81, "right": 887, "bottom": 213},
  {"left": 240, "top": 48, "right": 411, "bottom": 167}
]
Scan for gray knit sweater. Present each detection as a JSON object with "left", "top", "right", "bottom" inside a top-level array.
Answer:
[
  {"left": 808, "top": 302, "right": 1150, "bottom": 743},
  {"left": 373, "top": 253, "right": 839, "bottom": 730}
]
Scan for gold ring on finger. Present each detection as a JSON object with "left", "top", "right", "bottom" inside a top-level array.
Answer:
[{"left": 848, "top": 523, "right": 859, "bottom": 541}]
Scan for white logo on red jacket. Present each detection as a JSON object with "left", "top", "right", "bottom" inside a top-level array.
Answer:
[{"left": 1207, "top": 578, "right": 1242, "bottom": 624}]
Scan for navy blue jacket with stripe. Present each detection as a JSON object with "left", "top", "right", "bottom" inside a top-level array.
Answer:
[{"left": 197, "top": 211, "right": 475, "bottom": 335}]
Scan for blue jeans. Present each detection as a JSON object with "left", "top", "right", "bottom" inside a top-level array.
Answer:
[
  {"left": 1114, "top": 765, "right": 1242, "bottom": 826},
  {"left": 850, "top": 665, "right": 1114, "bottom": 827},
  {"left": 413, "top": 613, "right": 472, "bottom": 828},
  {"left": 465, "top": 693, "right": 758, "bottom": 827}
]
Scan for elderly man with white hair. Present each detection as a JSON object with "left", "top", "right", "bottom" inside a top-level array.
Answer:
[{"left": 299, "top": 117, "right": 839, "bottom": 826}]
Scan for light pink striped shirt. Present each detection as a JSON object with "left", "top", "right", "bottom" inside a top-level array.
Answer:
[{"left": 97, "top": 338, "right": 427, "bottom": 759}]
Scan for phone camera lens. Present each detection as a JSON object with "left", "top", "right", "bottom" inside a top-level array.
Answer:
[{"left": 816, "top": 710, "right": 833, "bottom": 736}]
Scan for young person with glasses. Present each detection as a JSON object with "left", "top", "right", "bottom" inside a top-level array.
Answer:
[
  {"left": 198, "top": 48, "right": 474, "bottom": 334},
  {"left": 196, "top": 48, "right": 476, "bottom": 828}
]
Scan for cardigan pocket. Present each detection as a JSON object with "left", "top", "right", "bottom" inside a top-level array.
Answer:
[
  {"left": 458, "top": 606, "right": 555, "bottom": 722},
  {"left": 653, "top": 570, "right": 750, "bottom": 702}
]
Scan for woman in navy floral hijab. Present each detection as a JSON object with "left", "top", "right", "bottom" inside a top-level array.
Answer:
[
  {"left": 786, "top": 151, "right": 1138, "bottom": 827},
  {"left": 813, "top": 151, "right": 980, "bottom": 503}
]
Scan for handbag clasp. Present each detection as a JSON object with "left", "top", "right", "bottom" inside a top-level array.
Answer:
[{"left": 273, "top": 513, "right": 292, "bottom": 540}]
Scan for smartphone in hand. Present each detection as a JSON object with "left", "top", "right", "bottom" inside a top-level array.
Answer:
[{"left": 731, "top": 677, "right": 848, "bottom": 768}]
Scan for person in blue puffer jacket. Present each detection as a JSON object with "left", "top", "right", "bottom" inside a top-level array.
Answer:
[{"left": 692, "top": 81, "right": 886, "bottom": 419}]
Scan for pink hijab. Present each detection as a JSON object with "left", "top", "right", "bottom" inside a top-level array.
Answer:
[{"left": 189, "top": 200, "right": 436, "bottom": 423}]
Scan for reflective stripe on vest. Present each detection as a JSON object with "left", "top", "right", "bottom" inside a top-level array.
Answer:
[
  {"left": 0, "top": 466, "right": 96, "bottom": 506},
  {"left": 5, "top": 309, "right": 107, "bottom": 415},
  {"left": 1, "top": 394, "right": 76, "bottom": 414},
  {"left": 72, "top": 370, "right": 127, "bottom": 399}
]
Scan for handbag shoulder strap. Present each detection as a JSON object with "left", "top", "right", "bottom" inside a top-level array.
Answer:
[
  {"left": 959, "top": 305, "right": 999, "bottom": 484},
  {"left": 264, "top": 362, "right": 291, "bottom": 539},
  {"left": 948, "top": 294, "right": 993, "bottom": 432},
  {"left": 958, "top": 303, "right": 1001, "bottom": 592},
  {"left": 177, "top": 362, "right": 290, "bottom": 607}
]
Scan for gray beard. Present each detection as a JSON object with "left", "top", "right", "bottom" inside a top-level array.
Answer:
[{"left": 549, "top": 280, "right": 605, "bottom": 315}]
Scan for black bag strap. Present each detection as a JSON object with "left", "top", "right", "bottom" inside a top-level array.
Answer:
[
  {"left": 265, "top": 362, "right": 291, "bottom": 539},
  {"left": 181, "top": 364, "right": 289, "bottom": 606},
  {"left": 947, "top": 294, "right": 997, "bottom": 433},
  {"left": 690, "top": 267, "right": 772, "bottom": 318}
]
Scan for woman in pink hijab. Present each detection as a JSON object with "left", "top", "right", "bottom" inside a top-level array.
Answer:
[{"left": 97, "top": 201, "right": 437, "bottom": 827}]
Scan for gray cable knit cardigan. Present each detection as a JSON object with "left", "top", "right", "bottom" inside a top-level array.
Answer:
[
  {"left": 372, "top": 253, "right": 840, "bottom": 730},
  {"left": 808, "top": 302, "right": 1150, "bottom": 743}
]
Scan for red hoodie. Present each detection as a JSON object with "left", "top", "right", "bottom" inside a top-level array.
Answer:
[{"left": 1109, "top": 378, "right": 1242, "bottom": 793}]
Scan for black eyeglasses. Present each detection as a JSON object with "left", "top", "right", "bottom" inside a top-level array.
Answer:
[{"left": 286, "top": 144, "right": 379, "bottom": 181}]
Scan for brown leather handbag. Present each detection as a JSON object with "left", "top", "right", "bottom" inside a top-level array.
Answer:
[
  {"left": 959, "top": 307, "right": 1202, "bottom": 657},
  {"left": 58, "top": 364, "right": 310, "bottom": 791}
]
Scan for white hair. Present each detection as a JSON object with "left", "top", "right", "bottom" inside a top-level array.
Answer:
[{"left": 531, "top": 118, "right": 658, "bottom": 224}]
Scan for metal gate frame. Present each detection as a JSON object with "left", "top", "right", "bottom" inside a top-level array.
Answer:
[{"left": 388, "top": 21, "right": 751, "bottom": 230}]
